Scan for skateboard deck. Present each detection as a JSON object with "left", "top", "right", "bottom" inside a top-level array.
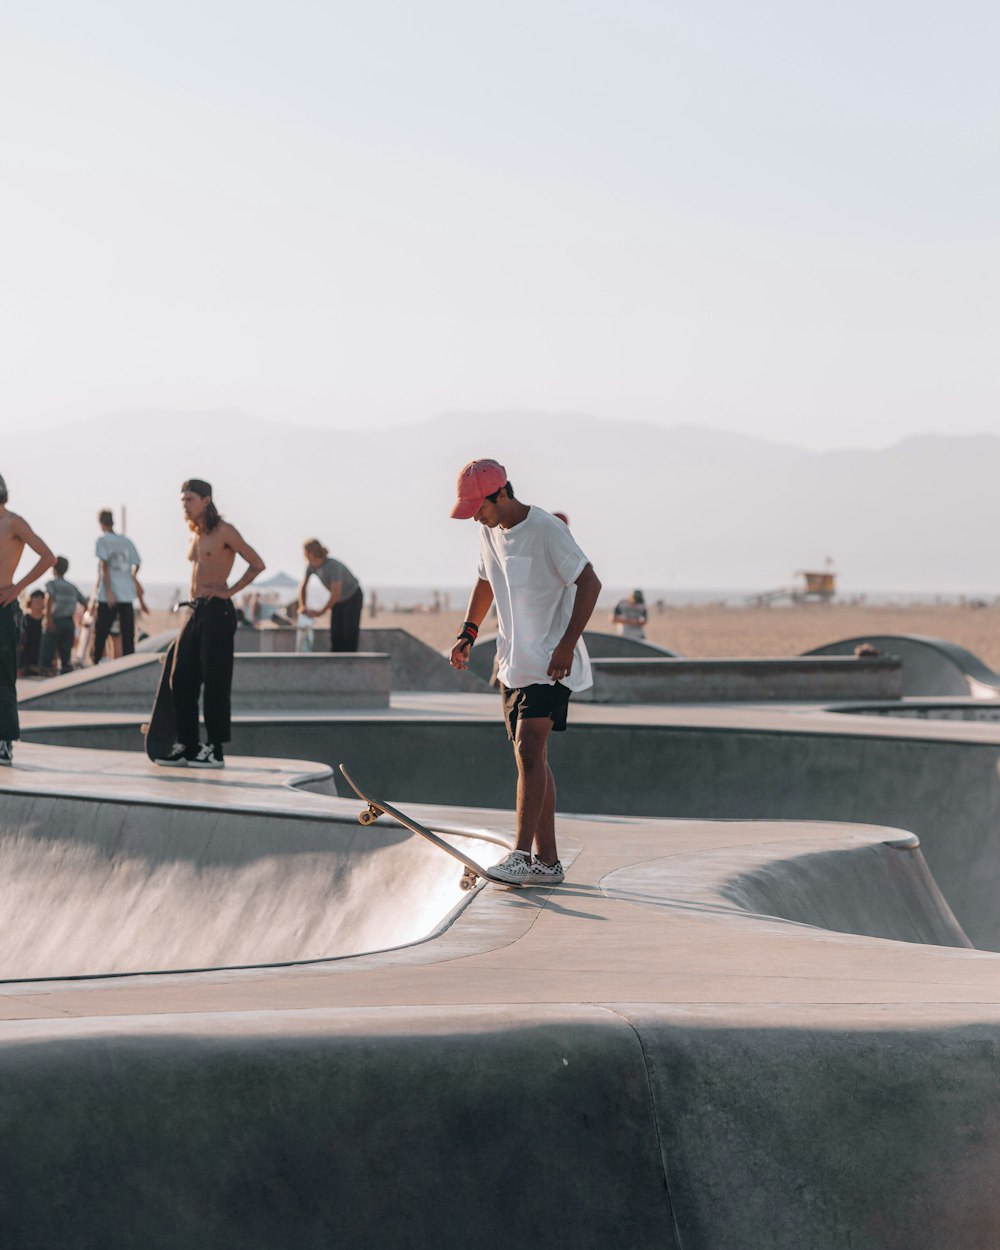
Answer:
[
  {"left": 338, "top": 764, "right": 513, "bottom": 890},
  {"left": 143, "top": 640, "right": 178, "bottom": 761}
]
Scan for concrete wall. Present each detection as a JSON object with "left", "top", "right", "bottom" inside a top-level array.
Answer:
[
  {"left": 4, "top": 1004, "right": 1000, "bottom": 1248},
  {"left": 806, "top": 634, "right": 1000, "bottom": 699},
  {"left": 580, "top": 656, "right": 902, "bottom": 702},
  {"left": 466, "top": 628, "right": 678, "bottom": 683},
  {"left": 19, "top": 653, "right": 392, "bottom": 711}
]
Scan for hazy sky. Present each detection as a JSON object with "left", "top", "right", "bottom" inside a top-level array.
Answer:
[{"left": 3, "top": 1, "right": 996, "bottom": 448}]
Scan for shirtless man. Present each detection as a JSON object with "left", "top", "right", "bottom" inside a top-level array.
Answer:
[
  {"left": 0, "top": 474, "right": 55, "bottom": 764},
  {"left": 155, "top": 478, "right": 264, "bottom": 768}
]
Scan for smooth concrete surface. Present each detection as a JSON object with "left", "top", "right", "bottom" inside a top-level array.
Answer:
[
  {"left": 579, "top": 654, "right": 902, "bottom": 702},
  {"left": 0, "top": 750, "right": 506, "bottom": 978},
  {"left": 18, "top": 652, "right": 392, "bottom": 711},
  {"left": 7, "top": 744, "right": 1000, "bottom": 1246},
  {"left": 807, "top": 633, "right": 1000, "bottom": 698},
  {"left": 16, "top": 682, "right": 1000, "bottom": 1247},
  {"left": 23, "top": 690, "right": 1000, "bottom": 951}
]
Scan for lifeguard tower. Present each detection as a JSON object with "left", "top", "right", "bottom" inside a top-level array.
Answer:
[{"left": 748, "top": 561, "right": 838, "bottom": 607}]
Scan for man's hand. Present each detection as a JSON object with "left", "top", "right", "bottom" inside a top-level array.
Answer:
[
  {"left": 450, "top": 639, "right": 472, "bottom": 670},
  {"left": 0, "top": 584, "right": 18, "bottom": 608},
  {"left": 107, "top": 591, "right": 118, "bottom": 607},
  {"left": 547, "top": 639, "right": 576, "bottom": 682}
]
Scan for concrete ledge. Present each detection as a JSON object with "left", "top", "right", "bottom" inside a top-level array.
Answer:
[
  {"left": 0, "top": 1006, "right": 674, "bottom": 1250},
  {"left": 579, "top": 656, "right": 902, "bottom": 702},
  {"left": 235, "top": 627, "right": 486, "bottom": 691},
  {"left": 19, "top": 653, "right": 392, "bottom": 711},
  {"left": 466, "top": 628, "right": 679, "bottom": 683},
  {"left": 806, "top": 634, "right": 1000, "bottom": 699}
]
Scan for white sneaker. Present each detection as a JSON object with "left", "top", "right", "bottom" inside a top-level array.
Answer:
[
  {"left": 0, "top": 740, "right": 12, "bottom": 766},
  {"left": 189, "top": 743, "right": 225, "bottom": 769},
  {"left": 154, "top": 742, "right": 193, "bottom": 767},
  {"left": 527, "top": 857, "right": 565, "bottom": 886},
  {"left": 488, "top": 850, "right": 533, "bottom": 885}
]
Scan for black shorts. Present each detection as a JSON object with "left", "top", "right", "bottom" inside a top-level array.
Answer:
[{"left": 501, "top": 681, "right": 572, "bottom": 742}]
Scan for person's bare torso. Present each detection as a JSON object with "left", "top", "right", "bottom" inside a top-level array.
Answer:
[
  {"left": 188, "top": 522, "right": 237, "bottom": 597},
  {"left": 0, "top": 511, "right": 27, "bottom": 588}
]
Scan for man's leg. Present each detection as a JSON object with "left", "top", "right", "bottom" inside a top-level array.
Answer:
[
  {"left": 169, "top": 610, "right": 203, "bottom": 748},
  {"left": 201, "top": 600, "right": 236, "bottom": 747},
  {"left": 0, "top": 603, "right": 22, "bottom": 745},
  {"left": 119, "top": 603, "right": 136, "bottom": 655},
  {"left": 39, "top": 628, "right": 56, "bottom": 673},
  {"left": 56, "top": 618, "right": 75, "bottom": 671},
  {"left": 330, "top": 589, "right": 362, "bottom": 652},
  {"left": 91, "top": 603, "right": 113, "bottom": 665},
  {"left": 513, "top": 717, "right": 558, "bottom": 864}
]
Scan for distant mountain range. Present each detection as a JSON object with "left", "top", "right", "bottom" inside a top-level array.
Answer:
[{"left": 5, "top": 410, "right": 999, "bottom": 594}]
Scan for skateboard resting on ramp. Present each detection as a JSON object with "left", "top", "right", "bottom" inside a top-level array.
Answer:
[{"left": 338, "top": 764, "right": 516, "bottom": 890}]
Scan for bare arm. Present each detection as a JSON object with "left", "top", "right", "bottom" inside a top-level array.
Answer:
[
  {"left": 449, "top": 578, "right": 494, "bottom": 670},
  {"left": 311, "top": 581, "right": 342, "bottom": 618},
  {"left": 548, "top": 563, "right": 602, "bottom": 681},
  {"left": 0, "top": 520, "right": 55, "bottom": 607},
  {"left": 212, "top": 525, "right": 265, "bottom": 599},
  {"left": 297, "top": 575, "right": 310, "bottom": 614}
]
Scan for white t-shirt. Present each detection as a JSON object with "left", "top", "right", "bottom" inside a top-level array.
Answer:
[
  {"left": 95, "top": 533, "right": 140, "bottom": 603},
  {"left": 477, "top": 506, "right": 593, "bottom": 692}
]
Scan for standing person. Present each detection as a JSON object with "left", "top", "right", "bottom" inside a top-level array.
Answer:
[
  {"left": 92, "top": 509, "right": 141, "bottom": 663},
  {"left": 18, "top": 590, "right": 46, "bottom": 676},
  {"left": 612, "top": 589, "right": 648, "bottom": 640},
  {"left": 41, "top": 557, "right": 88, "bottom": 675},
  {"left": 449, "top": 459, "right": 601, "bottom": 886},
  {"left": 298, "top": 540, "right": 363, "bottom": 652},
  {"left": 154, "top": 479, "right": 265, "bottom": 769},
  {"left": 0, "top": 474, "right": 55, "bottom": 763}
]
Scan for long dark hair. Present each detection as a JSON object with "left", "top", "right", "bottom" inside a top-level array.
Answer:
[{"left": 188, "top": 501, "right": 222, "bottom": 534}]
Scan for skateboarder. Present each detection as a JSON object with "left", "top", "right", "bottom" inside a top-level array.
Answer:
[
  {"left": 449, "top": 459, "right": 601, "bottom": 886},
  {"left": 154, "top": 479, "right": 265, "bottom": 768},
  {"left": 0, "top": 474, "right": 56, "bottom": 764}
]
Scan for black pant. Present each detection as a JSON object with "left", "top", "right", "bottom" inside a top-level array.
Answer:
[
  {"left": 330, "top": 586, "right": 363, "bottom": 652},
  {"left": 170, "top": 598, "right": 237, "bottom": 746},
  {"left": 40, "top": 617, "right": 76, "bottom": 672},
  {"left": 92, "top": 602, "right": 135, "bottom": 663},
  {"left": 0, "top": 603, "right": 21, "bottom": 741}
]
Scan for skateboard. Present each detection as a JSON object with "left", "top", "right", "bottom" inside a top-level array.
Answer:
[
  {"left": 338, "top": 764, "right": 511, "bottom": 890},
  {"left": 143, "top": 639, "right": 178, "bottom": 761}
]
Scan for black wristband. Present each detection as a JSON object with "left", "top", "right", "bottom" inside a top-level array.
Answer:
[{"left": 457, "top": 620, "right": 479, "bottom": 646}]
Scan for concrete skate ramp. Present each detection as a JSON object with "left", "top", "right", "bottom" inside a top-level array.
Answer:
[
  {"left": 805, "top": 634, "right": 1000, "bottom": 699},
  {"left": 18, "top": 651, "right": 391, "bottom": 712},
  {"left": 0, "top": 784, "right": 499, "bottom": 979},
  {"left": 603, "top": 828, "right": 971, "bottom": 949}
]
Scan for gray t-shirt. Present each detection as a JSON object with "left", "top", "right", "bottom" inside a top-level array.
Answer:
[
  {"left": 95, "top": 532, "right": 141, "bottom": 603},
  {"left": 45, "top": 576, "right": 87, "bottom": 620},
  {"left": 304, "top": 557, "right": 360, "bottom": 601}
]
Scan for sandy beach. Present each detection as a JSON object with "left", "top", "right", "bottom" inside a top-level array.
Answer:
[
  {"left": 138, "top": 601, "right": 1000, "bottom": 672},
  {"left": 363, "top": 603, "right": 1000, "bottom": 668}
]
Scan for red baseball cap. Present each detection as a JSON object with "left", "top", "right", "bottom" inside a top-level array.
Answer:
[{"left": 450, "top": 459, "right": 507, "bottom": 519}]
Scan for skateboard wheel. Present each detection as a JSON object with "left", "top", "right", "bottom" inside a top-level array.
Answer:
[
  {"left": 460, "top": 871, "right": 478, "bottom": 891},
  {"left": 358, "top": 809, "right": 376, "bottom": 825}
]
